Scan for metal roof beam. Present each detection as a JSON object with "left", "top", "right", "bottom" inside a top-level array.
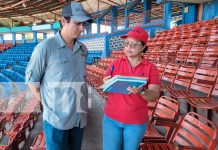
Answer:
[
  {"left": 107, "top": 0, "right": 128, "bottom": 8},
  {"left": 11, "top": 8, "right": 46, "bottom": 23},
  {"left": 128, "top": 0, "right": 142, "bottom": 9},
  {"left": 97, "top": 5, "right": 113, "bottom": 19},
  {"left": 0, "top": 0, "right": 27, "bottom": 11},
  {"left": 29, "top": 1, "right": 60, "bottom": 21}
]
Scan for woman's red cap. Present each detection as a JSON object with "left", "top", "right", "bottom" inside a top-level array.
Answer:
[{"left": 120, "top": 26, "right": 149, "bottom": 44}]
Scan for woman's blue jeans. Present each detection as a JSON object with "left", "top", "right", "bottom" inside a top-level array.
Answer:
[
  {"left": 43, "top": 120, "right": 84, "bottom": 150},
  {"left": 102, "top": 115, "right": 147, "bottom": 150}
]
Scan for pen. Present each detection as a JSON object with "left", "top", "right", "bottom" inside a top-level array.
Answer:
[{"left": 110, "top": 65, "right": 114, "bottom": 76}]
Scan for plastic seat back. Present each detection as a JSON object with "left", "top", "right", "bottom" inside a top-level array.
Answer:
[
  {"left": 211, "top": 77, "right": 218, "bottom": 98},
  {"left": 155, "top": 62, "right": 167, "bottom": 78},
  {"left": 161, "top": 63, "right": 180, "bottom": 84},
  {"left": 170, "top": 112, "right": 217, "bottom": 150},
  {"left": 152, "top": 96, "right": 179, "bottom": 120},
  {"left": 173, "top": 65, "right": 196, "bottom": 89},
  {"left": 186, "top": 46, "right": 206, "bottom": 66},
  {"left": 190, "top": 68, "right": 217, "bottom": 96}
]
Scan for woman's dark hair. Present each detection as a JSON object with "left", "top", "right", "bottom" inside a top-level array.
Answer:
[
  {"left": 141, "top": 41, "right": 148, "bottom": 53},
  {"left": 59, "top": 16, "right": 71, "bottom": 29}
]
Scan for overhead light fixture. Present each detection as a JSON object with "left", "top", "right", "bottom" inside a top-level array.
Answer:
[{"left": 22, "top": 3, "right": 26, "bottom": 8}]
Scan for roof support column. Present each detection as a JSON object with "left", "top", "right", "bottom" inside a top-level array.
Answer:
[
  {"left": 12, "top": 33, "right": 16, "bottom": 45},
  {"left": 33, "top": 31, "right": 37, "bottom": 43},
  {"left": 102, "top": 36, "right": 110, "bottom": 58},
  {"left": 0, "top": 35, "right": 4, "bottom": 44},
  {"left": 182, "top": 3, "right": 198, "bottom": 24},
  {"left": 111, "top": 6, "right": 118, "bottom": 32},
  {"left": 164, "top": 1, "right": 172, "bottom": 29},
  {"left": 96, "top": 5, "right": 113, "bottom": 33},
  {"left": 144, "top": 0, "right": 152, "bottom": 24},
  {"left": 97, "top": 18, "right": 102, "bottom": 34},
  {"left": 86, "top": 24, "right": 92, "bottom": 35},
  {"left": 124, "top": 8, "right": 129, "bottom": 28},
  {"left": 43, "top": 33, "right": 47, "bottom": 40},
  {"left": 22, "top": 34, "right": 26, "bottom": 44}
]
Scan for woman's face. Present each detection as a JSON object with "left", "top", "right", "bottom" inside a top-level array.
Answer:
[{"left": 123, "top": 37, "right": 145, "bottom": 58}]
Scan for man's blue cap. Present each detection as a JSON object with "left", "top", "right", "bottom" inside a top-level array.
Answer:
[{"left": 61, "top": 2, "right": 93, "bottom": 23}]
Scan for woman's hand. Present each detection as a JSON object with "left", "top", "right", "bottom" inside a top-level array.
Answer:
[
  {"left": 127, "top": 86, "right": 143, "bottom": 94},
  {"left": 103, "top": 76, "right": 112, "bottom": 84}
]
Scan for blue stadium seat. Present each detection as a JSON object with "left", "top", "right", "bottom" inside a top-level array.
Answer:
[{"left": 13, "top": 65, "right": 26, "bottom": 76}]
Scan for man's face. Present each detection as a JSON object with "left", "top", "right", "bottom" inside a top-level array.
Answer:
[{"left": 62, "top": 17, "right": 86, "bottom": 39}]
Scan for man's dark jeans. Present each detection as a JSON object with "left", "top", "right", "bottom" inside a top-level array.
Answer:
[{"left": 43, "top": 120, "right": 84, "bottom": 150}]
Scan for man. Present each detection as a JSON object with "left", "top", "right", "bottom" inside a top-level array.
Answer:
[{"left": 25, "top": 2, "right": 92, "bottom": 150}]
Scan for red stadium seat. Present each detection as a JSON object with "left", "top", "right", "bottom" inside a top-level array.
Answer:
[
  {"left": 167, "top": 68, "right": 217, "bottom": 112},
  {"left": 30, "top": 131, "right": 46, "bottom": 150},
  {"left": 144, "top": 96, "right": 179, "bottom": 143},
  {"left": 187, "top": 77, "right": 218, "bottom": 121},
  {"left": 140, "top": 112, "right": 217, "bottom": 150}
]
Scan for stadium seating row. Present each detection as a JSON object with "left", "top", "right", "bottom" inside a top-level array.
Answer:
[
  {"left": 0, "top": 94, "right": 40, "bottom": 149},
  {"left": 0, "top": 43, "right": 13, "bottom": 52}
]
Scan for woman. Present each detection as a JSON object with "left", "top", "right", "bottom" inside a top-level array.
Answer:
[{"left": 102, "top": 26, "right": 160, "bottom": 150}]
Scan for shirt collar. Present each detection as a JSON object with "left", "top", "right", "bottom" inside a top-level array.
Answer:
[
  {"left": 55, "top": 31, "right": 82, "bottom": 50},
  {"left": 74, "top": 41, "right": 81, "bottom": 52},
  {"left": 55, "top": 31, "right": 65, "bottom": 48}
]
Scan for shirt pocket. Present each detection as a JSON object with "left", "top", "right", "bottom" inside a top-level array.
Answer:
[{"left": 47, "top": 58, "right": 74, "bottom": 81}]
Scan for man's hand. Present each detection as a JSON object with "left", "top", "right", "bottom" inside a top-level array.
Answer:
[{"left": 27, "top": 84, "right": 41, "bottom": 101}]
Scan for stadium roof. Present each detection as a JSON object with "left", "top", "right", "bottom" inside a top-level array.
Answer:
[
  {"left": 0, "top": 0, "right": 134, "bottom": 27},
  {"left": 0, "top": 0, "right": 214, "bottom": 28},
  {"left": 0, "top": 0, "right": 185, "bottom": 28}
]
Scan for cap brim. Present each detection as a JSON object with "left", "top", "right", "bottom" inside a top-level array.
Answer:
[
  {"left": 120, "top": 33, "right": 147, "bottom": 43},
  {"left": 71, "top": 16, "right": 93, "bottom": 23},
  {"left": 120, "top": 35, "right": 128, "bottom": 38}
]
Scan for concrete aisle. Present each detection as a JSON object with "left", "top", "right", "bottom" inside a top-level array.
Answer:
[
  {"left": 82, "top": 89, "right": 105, "bottom": 150},
  {"left": 22, "top": 88, "right": 105, "bottom": 150}
]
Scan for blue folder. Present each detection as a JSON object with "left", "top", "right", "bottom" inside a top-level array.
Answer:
[{"left": 100, "top": 75, "right": 148, "bottom": 94}]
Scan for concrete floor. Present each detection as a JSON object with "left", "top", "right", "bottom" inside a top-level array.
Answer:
[
  {"left": 22, "top": 87, "right": 105, "bottom": 150},
  {"left": 81, "top": 88, "right": 105, "bottom": 150}
]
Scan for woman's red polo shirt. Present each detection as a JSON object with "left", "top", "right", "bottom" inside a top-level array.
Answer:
[{"left": 104, "top": 56, "right": 160, "bottom": 124}]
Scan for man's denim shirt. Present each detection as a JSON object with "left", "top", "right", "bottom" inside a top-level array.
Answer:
[{"left": 25, "top": 31, "right": 88, "bottom": 130}]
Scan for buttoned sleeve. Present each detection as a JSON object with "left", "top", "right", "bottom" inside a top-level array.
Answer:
[
  {"left": 25, "top": 44, "right": 47, "bottom": 86},
  {"left": 149, "top": 65, "right": 160, "bottom": 85}
]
